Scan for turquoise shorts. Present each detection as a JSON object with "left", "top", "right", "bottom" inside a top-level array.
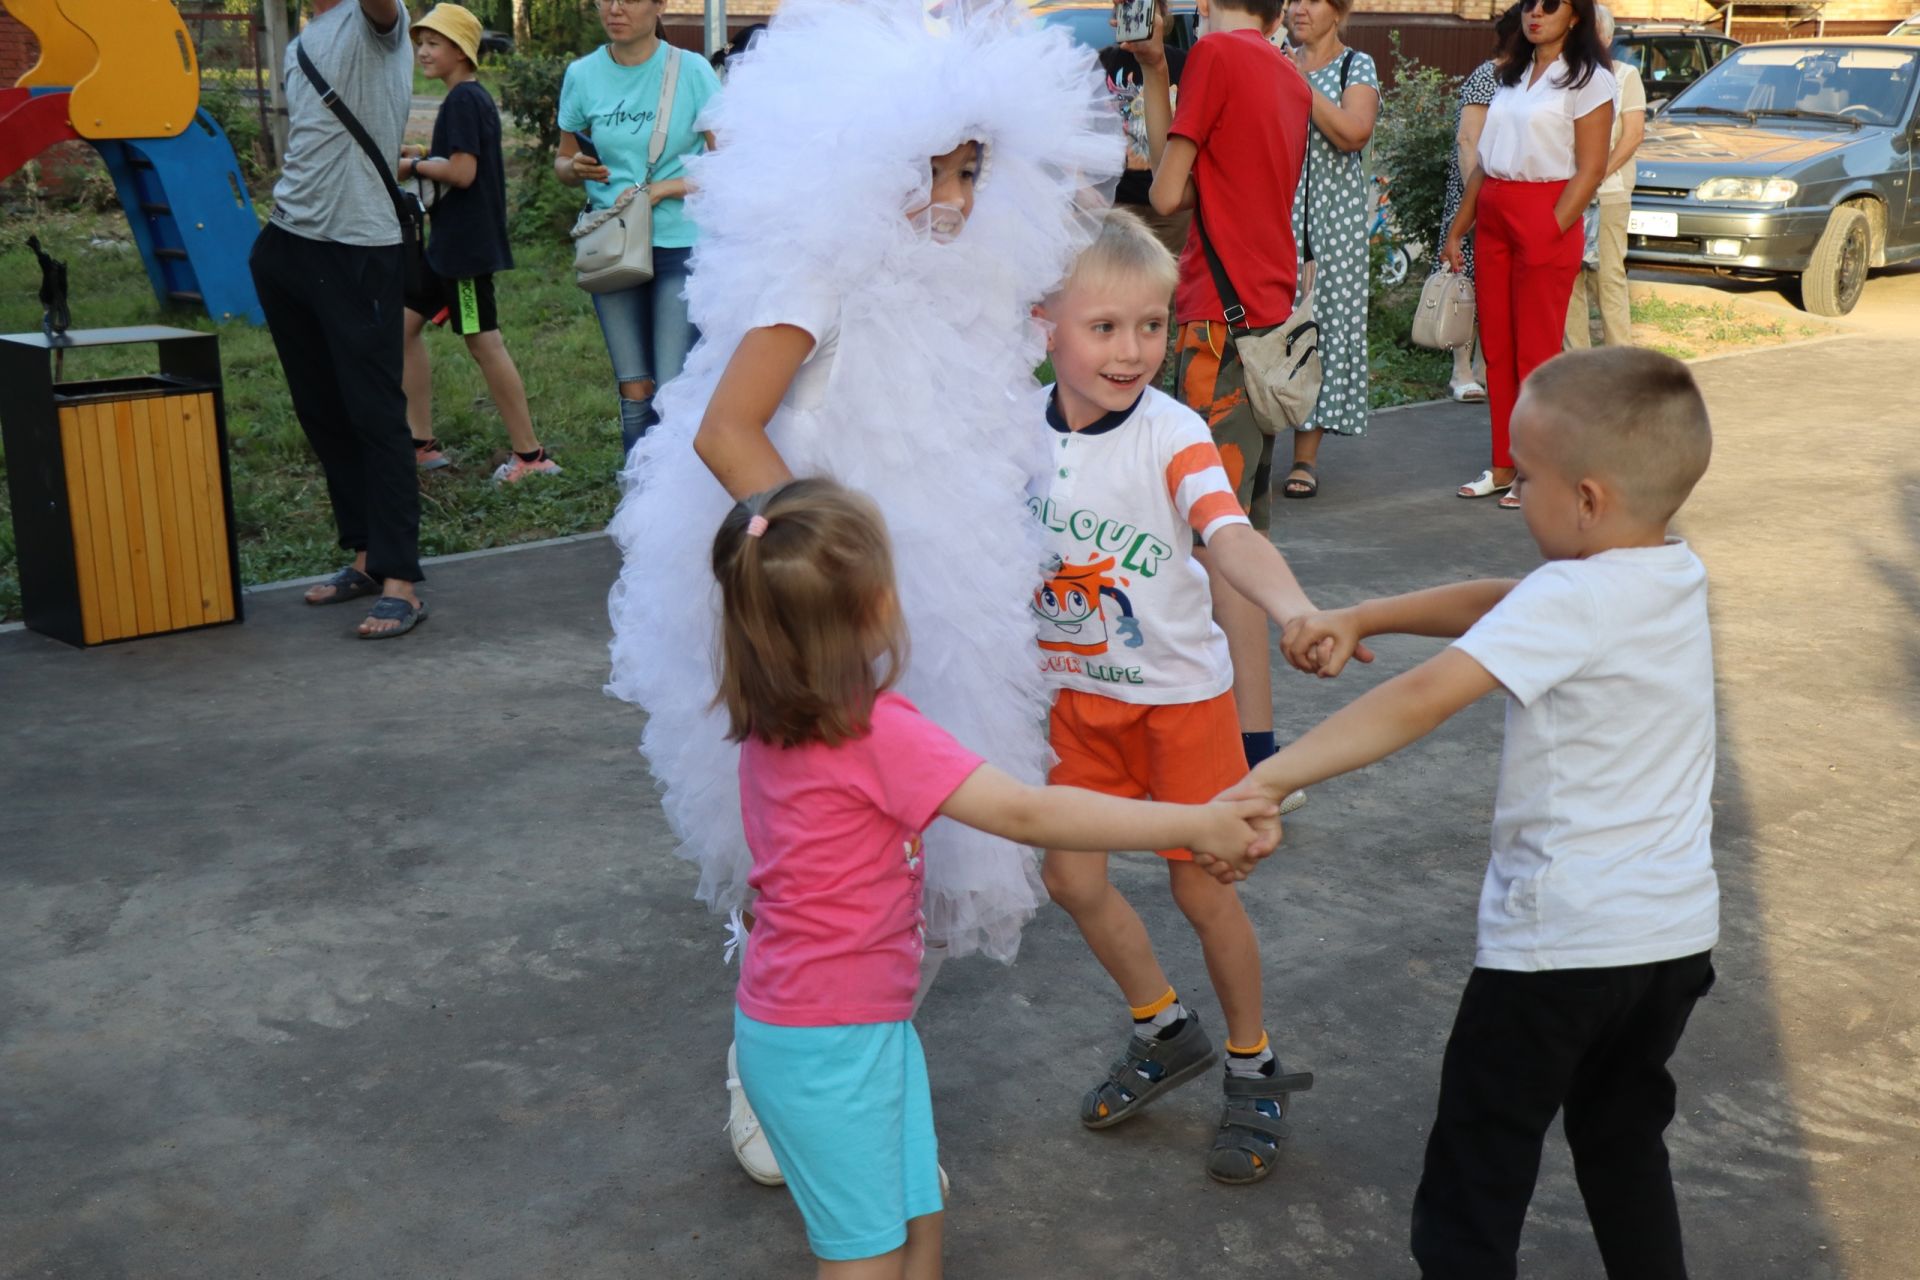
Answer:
[{"left": 734, "top": 1008, "right": 943, "bottom": 1261}]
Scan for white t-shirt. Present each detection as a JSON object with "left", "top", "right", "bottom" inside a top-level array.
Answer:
[
  {"left": 1598, "top": 63, "right": 1647, "bottom": 200},
  {"left": 751, "top": 277, "right": 841, "bottom": 411},
  {"left": 1029, "top": 386, "right": 1247, "bottom": 706},
  {"left": 1451, "top": 540, "right": 1720, "bottom": 972},
  {"left": 1478, "top": 57, "right": 1619, "bottom": 183}
]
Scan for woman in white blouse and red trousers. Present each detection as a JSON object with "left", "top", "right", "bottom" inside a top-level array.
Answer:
[{"left": 1443, "top": 0, "right": 1614, "bottom": 508}]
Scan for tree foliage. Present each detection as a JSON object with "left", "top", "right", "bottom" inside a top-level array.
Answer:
[{"left": 1369, "top": 34, "right": 1462, "bottom": 258}]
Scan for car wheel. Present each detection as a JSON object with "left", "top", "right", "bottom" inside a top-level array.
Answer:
[{"left": 1799, "top": 206, "right": 1870, "bottom": 317}]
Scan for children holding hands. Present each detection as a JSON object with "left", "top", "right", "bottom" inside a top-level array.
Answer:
[
  {"left": 1224, "top": 346, "right": 1720, "bottom": 1277},
  {"left": 1030, "top": 210, "right": 1338, "bottom": 1184},
  {"left": 719, "top": 479, "right": 1277, "bottom": 1279}
]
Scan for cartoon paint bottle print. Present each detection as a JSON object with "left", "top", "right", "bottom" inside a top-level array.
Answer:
[{"left": 1033, "top": 554, "right": 1144, "bottom": 656}]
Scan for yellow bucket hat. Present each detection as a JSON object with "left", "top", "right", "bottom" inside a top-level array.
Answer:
[{"left": 413, "top": 3, "right": 484, "bottom": 66}]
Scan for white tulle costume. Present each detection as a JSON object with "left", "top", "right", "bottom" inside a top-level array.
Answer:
[{"left": 605, "top": 0, "right": 1123, "bottom": 962}]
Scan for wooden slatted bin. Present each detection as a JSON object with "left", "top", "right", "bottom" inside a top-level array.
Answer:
[{"left": 1, "top": 327, "right": 244, "bottom": 647}]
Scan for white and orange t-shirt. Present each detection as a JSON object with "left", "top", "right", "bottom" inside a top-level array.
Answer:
[{"left": 1028, "top": 385, "right": 1246, "bottom": 706}]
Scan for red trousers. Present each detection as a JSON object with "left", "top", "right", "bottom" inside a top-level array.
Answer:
[{"left": 1475, "top": 178, "right": 1583, "bottom": 469}]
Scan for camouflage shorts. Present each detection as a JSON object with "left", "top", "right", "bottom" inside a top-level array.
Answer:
[{"left": 1175, "top": 320, "right": 1274, "bottom": 534}]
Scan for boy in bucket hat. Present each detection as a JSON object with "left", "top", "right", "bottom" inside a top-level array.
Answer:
[{"left": 399, "top": 4, "right": 558, "bottom": 483}]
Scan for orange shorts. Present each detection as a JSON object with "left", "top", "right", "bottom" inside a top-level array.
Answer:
[{"left": 1047, "top": 688, "right": 1245, "bottom": 861}]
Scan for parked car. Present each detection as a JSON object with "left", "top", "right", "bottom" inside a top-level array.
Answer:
[
  {"left": 479, "top": 29, "right": 514, "bottom": 57},
  {"left": 1625, "top": 38, "right": 1920, "bottom": 315},
  {"left": 1030, "top": 0, "right": 1200, "bottom": 51},
  {"left": 1891, "top": 14, "right": 1920, "bottom": 37},
  {"left": 1612, "top": 23, "right": 1741, "bottom": 105}
]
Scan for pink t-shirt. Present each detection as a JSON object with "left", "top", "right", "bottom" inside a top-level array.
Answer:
[{"left": 736, "top": 692, "right": 985, "bottom": 1027}]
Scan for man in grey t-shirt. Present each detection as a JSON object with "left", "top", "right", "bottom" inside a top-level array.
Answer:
[{"left": 250, "top": 0, "right": 427, "bottom": 638}]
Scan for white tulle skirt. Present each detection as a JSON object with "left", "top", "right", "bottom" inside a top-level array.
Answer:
[{"left": 605, "top": 0, "right": 1123, "bottom": 963}]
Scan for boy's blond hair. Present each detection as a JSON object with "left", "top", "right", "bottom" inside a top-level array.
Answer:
[
  {"left": 1524, "top": 348, "right": 1713, "bottom": 525},
  {"left": 1055, "top": 207, "right": 1180, "bottom": 302}
]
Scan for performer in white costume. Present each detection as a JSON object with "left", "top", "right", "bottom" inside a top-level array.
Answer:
[{"left": 604, "top": 0, "right": 1122, "bottom": 1182}]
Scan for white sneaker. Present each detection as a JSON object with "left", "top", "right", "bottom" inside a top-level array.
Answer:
[
  {"left": 726, "top": 1041, "right": 785, "bottom": 1186},
  {"left": 1280, "top": 790, "right": 1308, "bottom": 816}
]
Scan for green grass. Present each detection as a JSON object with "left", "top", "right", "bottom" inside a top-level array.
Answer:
[
  {"left": 0, "top": 207, "right": 625, "bottom": 624},
  {"left": 0, "top": 204, "right": 1457, "bottom": 626}
]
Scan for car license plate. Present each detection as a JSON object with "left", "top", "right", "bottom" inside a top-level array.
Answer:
[{"left": 1629, "top": 210, "right": 1679, "bottom": 237}]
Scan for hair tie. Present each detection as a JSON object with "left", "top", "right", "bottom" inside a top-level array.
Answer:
[{"left": 746, "top": 515, "right": 770, "bottom": 539}]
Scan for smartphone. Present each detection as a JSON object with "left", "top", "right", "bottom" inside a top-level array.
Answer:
[
  {"left": 1113, "top": 0, "right": 1153, "bottom": 43},
  {"left": 573, "top": 131, "right": 601, "bottom": 162}
]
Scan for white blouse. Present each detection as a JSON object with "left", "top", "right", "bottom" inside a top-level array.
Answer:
[{"left": 1477, "top": 56, "right": 1618, "bottom": 183}]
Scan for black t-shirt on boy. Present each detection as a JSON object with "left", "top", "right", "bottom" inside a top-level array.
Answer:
[{"left": 426, "top": 80, "right": 513, "bottom": 279}]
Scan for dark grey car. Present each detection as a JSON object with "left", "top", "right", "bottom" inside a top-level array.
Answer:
[{"left": 1626, "top": 39, "right": 1920, "bottom": 315}]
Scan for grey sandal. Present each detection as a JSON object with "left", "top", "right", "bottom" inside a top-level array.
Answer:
[
  {"left": 1206, "top": 1064, "right": 1315, "bottom": 1185},
  {"left": 356, "top": 595, "right": 428, "bottom": 639},
  {"left": 305, "top": 565, "right": 380, "bottom": 605},
  {"left": 1080, "top": 1012, "right": 1218, "bottom": 1130}
]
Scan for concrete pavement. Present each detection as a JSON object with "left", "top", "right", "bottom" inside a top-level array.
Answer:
[{"left": 3, "top": 330, "right": 1916, "bottom": 1279}]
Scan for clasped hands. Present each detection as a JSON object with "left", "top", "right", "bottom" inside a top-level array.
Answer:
[{"left": 1188, "top": 607, "right": 1372, "bottom": 885}]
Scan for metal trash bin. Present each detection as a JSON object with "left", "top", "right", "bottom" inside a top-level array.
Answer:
[{"left": 0, "top": 326, "right": 243, "bottom": 647}]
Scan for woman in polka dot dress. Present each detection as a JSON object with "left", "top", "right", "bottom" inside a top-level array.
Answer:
[{"left": 1283, "top": 0, "right": 1379, "bottom": 500}]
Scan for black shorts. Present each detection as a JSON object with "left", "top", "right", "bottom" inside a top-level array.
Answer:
[{"left": 408, "top": 272, "right": 498, "bottom": 335}]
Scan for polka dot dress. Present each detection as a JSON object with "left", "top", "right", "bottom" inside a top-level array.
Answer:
[
  {"left": 1438, "top": 59, "right": 1501, "bottom": 284},
  {"left": 1292, "top": 49, "right": 1379, "bottom": 438}
]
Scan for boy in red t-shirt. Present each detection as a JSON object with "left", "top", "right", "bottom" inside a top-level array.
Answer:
[{"left": 1126, "top": 0, "right": 1310, "bottom": 780}]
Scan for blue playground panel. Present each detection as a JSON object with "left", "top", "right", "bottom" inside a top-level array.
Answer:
[{"left": 95, "top": 109, "right": 263, "bottom": 326}]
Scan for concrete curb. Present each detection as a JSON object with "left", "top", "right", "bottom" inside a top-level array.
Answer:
[{"left": 0, "top": 530, "right": 615, "bottom": 636}]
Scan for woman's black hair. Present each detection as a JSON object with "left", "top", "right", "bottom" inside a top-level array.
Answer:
[
  {"left": 1496, "top": 0, "right": 1612, "bottom": 89},
  {"left": 1494, "top": 2, "right": 1523, "bottom": 52}
]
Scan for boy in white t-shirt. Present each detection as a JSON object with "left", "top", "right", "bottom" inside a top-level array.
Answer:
[
  {"left": 1226, "top": 346, "right": 1718, "bottom": 1276},
  {"left": 1031, "top": 209, "right": 1341, "bottom": 1185}
]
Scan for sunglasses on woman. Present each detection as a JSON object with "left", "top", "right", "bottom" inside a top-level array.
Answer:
[{"left": 1521, "top": 0, "right": 1566, "bottom": 12}]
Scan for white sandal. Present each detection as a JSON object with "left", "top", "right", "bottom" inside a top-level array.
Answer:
[
  {"left": 1447, "top": 380, "right": 1487, "bottom": 403},
  {"left": 1457, "top": 470, "right": 1513, "bottom": 499}
]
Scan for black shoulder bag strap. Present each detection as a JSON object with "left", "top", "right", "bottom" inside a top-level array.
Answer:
[{"left": 295, "top": 40, "right": 414, "bottom": 219}]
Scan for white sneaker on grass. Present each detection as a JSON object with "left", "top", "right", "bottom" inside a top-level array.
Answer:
[{"left": 726, "top": 1041, "right": 785, "bottom": 1186}]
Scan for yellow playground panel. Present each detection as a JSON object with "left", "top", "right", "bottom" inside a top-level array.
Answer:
[
  {"left": 10, "top": 0, "right": 95, "bottom": 89},
  {"left": 10, "top": 0, "right": 199, "bottom": 140}
]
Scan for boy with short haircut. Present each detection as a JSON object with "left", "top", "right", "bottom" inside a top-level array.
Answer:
[
  {"left": 1030, "top": 210, "right": 1332, "bottom": 1185},
  {"left": 1125, "top": 0, "right": 1310, "bottom": 775},
  {"left": 399, "top": 4, "right": 557, "bottom": 484},
  {"left": 1231, "top": 346, "right": 1719, "bottom": 1276}
]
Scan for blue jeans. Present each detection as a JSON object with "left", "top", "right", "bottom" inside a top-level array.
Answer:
[{"left": 591, "top": 244, "right": 697, "bottom": 453}]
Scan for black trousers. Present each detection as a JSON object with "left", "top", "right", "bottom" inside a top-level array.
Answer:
[
  {"left": 1411, "top": 951, "right": 1715, "bottom": 1280},
  {"left": 250, "top": 222, "right": 422, "bottom": 584}
]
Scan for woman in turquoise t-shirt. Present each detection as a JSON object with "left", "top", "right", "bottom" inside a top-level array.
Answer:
[{"left": 555, "top": 0, "right": 721, "bottom": 453}]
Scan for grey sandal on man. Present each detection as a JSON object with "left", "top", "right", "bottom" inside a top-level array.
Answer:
[
  {"left": 1080, "top": 1012, "right": 1219, "bottom": 1130},
  {"left": 1206, "top": 1064, "right": 1315, "bottom": 1185}
]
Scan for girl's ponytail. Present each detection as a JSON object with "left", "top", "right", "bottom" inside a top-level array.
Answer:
[{"left": 711, "top": 478, "right": 907, "bottom": 748}]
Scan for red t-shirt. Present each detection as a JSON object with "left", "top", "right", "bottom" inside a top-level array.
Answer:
[{"left": 1170, "top": 29, "right": 1311, "bottom": 328}]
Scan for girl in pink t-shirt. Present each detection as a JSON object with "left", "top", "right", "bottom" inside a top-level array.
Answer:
[{"left": 714, "top": 478, "right": 1276, "bottom": 1278}]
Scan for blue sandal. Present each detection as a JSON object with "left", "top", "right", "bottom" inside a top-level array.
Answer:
[{"left": 357, "top": 595, "right": 428, "bottom": 639}]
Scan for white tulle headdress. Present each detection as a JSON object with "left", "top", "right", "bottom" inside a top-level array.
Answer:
[
  {"left": 672, "top": 0, "right": 1121, "bottom": 343},
  {"left": 606, "top": 0, "right": 1123, "bottom": 963}
]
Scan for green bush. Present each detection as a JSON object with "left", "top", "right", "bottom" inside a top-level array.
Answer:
[
  {"left": 496, "top": 51, "right": 579, "bottom": 238},
  {"left": 200, "top": 77, "right": 270, "bottom": 191},
  {"left": 1369, "top": 34, "right": 1459, "bottom": 264}
]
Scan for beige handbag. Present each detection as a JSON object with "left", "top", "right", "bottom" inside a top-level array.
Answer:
[
  {"left": 570, "top": 46, "right": 681, "bottom": 294},
  {"left": 1194, "top": 194, "right": 1322, "bottom": 437},
  {"left": 1411, "top": 268, "right": 1476, "bottom": 351}
]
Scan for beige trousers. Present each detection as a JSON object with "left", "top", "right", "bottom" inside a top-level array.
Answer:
[{"left": 1565, "top": 197, "right": 1632, "bottom": 349}]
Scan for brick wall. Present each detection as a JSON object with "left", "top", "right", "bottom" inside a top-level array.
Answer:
[{"left": 1, "top": 8, "right": 38, "bottom": 86}]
